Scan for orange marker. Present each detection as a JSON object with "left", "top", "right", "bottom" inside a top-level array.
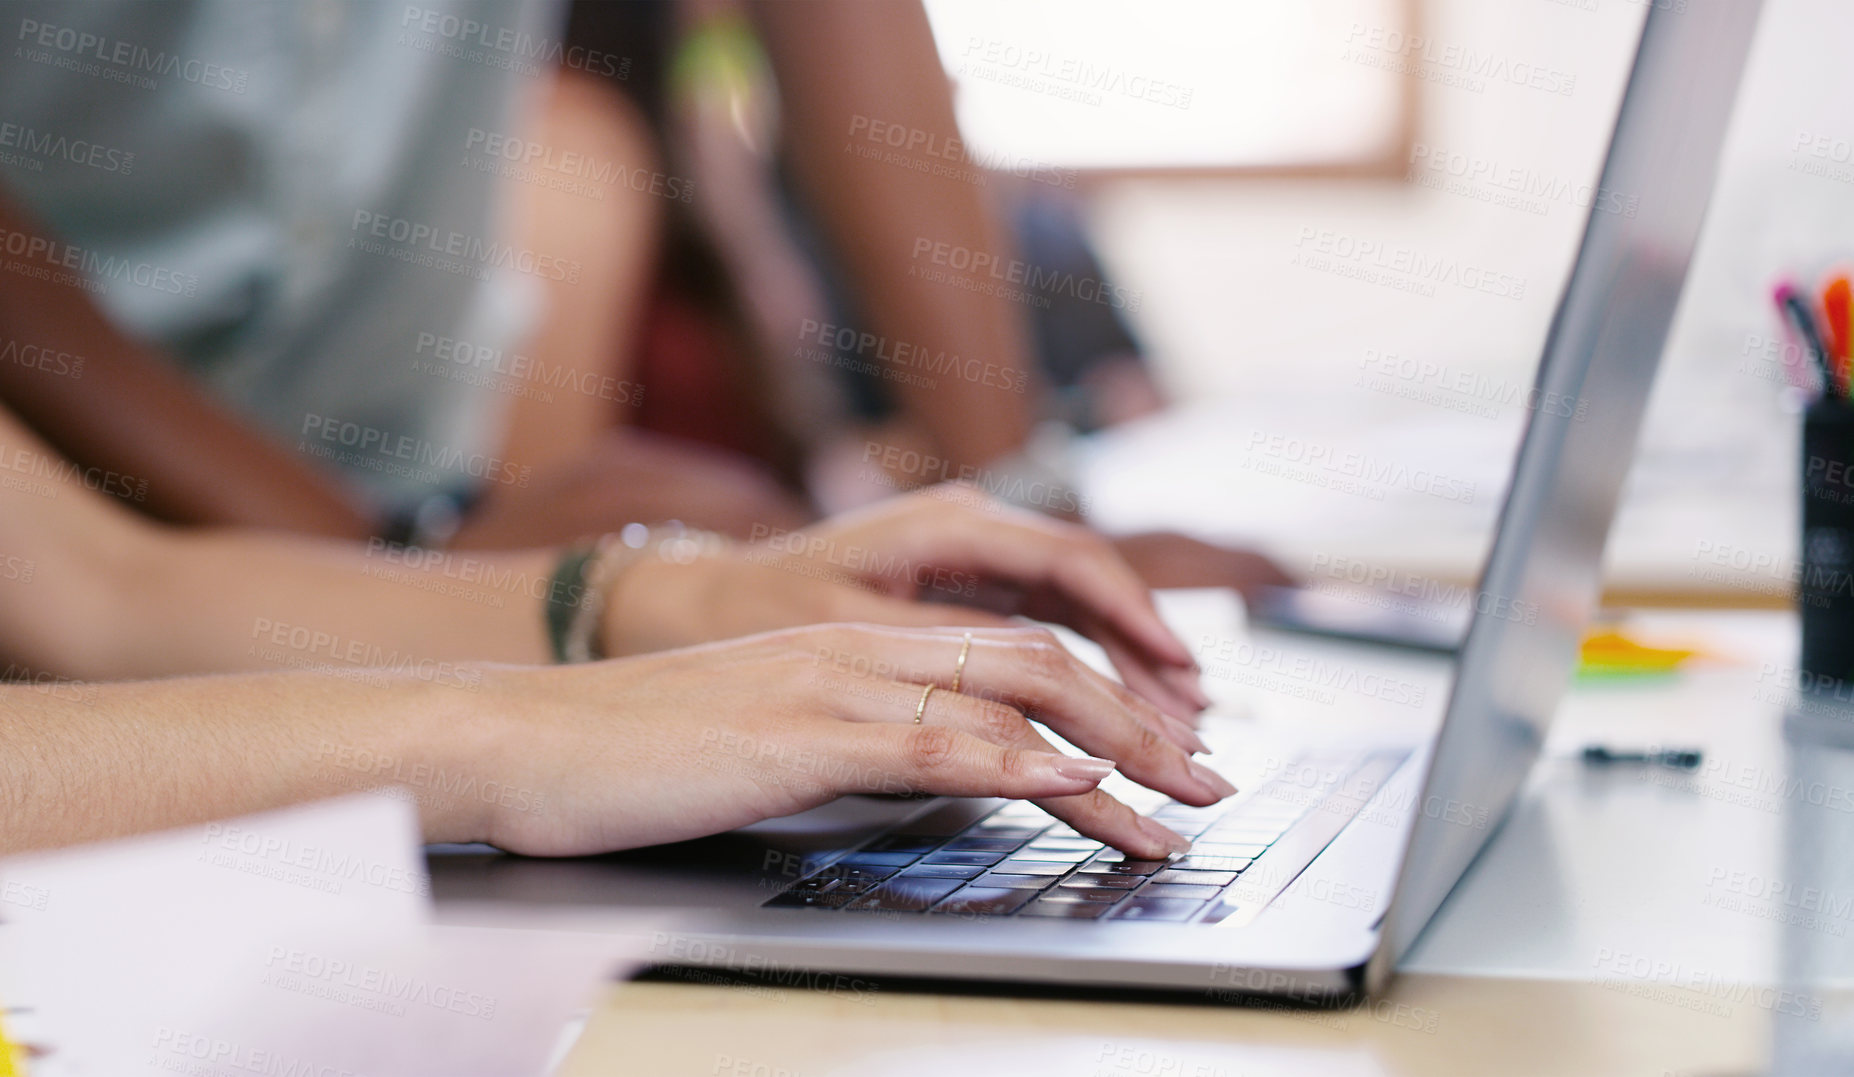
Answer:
[{"left": 1823, "top": 274, "right": 1851, "bottom": 395}]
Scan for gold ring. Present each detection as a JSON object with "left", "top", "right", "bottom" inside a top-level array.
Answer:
[
  {"left": 951, "top": 632, "right": 972, "bottom": 693},
  {"left": 914, "top": 683, "right": 936, "bottom": 725}
]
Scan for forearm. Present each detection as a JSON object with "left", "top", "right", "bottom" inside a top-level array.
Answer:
[
  {"left": 0, "top": 191, "right": 374, "bottom": 535},
  {"left": 751, "top": 0, "right": 1036, "bottom": 469},
  {"left": 102, "top": 529, "right": 558, "bottom": 679},
  {"left": 0, "top": 670, "right": 495, "bottom": 855},
  {"left": 0, "top": 396, "right": 555, "bottom": 679}
]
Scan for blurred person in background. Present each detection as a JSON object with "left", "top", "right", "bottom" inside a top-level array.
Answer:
[{"left": 0, "top": 0, "right": 1287, "bottom": 589}]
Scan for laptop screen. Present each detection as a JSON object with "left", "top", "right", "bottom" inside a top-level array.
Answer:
[{"left": 1371, "top": 0, "right": 1765, "bottom": 979}]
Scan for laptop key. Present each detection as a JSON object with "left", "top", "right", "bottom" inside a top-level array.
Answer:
[
  {"left": 1197, "top": 830, "right": 1280, "bottom": 846},
  {"left": 1088, "top": 858, "right": 1168, "bottom": 876},
  {"left": 943, "top": 835, "right": 1027, "bottom": 853},
  {"left": 1062, "top": 872, "right": 1144, "bottom": 890},
  {"left": 811, "top": 863, "right": 901, "bottom": 884},
  {"left": 1026, "top": 837, "right": 1103, "bottom": 850},
  {"left": 922, "top": 850, "right": 1010, "bottom": 867},
  {"left": 971, "top": 825, "right": 1045, "bottom": 840},
  {"left": 1021, "top": 899, "right": 1114, "bottom": 919},
  {"left": 990, "top": 860, "right": 1074, "bottom": 876},
  {"left": 1111, "top": 897, "right": 1206, "bottom": 922},
  {"left": 764, "top": 887, "right": 861, "bottom": 910},
  {"left": 1142, "top": 884, "right": 1222, "bottom": 900},
  {"left": 837, "top": 851, "right": 924, "bottom": 868},
  {"left": 976, "top": 873, "right": 1059, "bottom": 889},
  {"left": 1149, "top": 800, "right": 1223, "bottom": 826},
  {"left": 1198, "top": 900, "right": 1243, "bottom": 925},
  {"left": 1190, "top": 843, "right": 1269, "bottom": 860},
  {"left": 933, "top": 886, "right": 1035, "bottom": 916},
  {"left": 847, "top": 875, "right": 965, "bottom": 912},
  {"left": 1172, "top": 855, "right": 1252, "bottom": 873},
  {"left": 901, "top": 863, "right": 984, "bottom": 880},
  {"left": 1047, "top": 886, "right": 1132, "bottom": 903},
  {"left": 991, "top": 801, "right": 1047, "bottom": 814},
  {"left": 1011, "top": 847, "right": 1095, "bottom": 864},
  {"left": 801, "top": 868, "right": 898, "bottom": 896},
  {"left": 1152, "top": 869, "right": 1238, "bottom": 887},
  {"left": 986, "top": 805, "right": 1048, "bottom": 822},
  {"left": 1203, "top": 814, "right": 1276, "bottom": 830}
]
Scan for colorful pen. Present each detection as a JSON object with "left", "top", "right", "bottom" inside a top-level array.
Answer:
[
  {"left": 1776, "top": 282, "right": 1835, "bottom": 395},
  {"left": 1823, "top": 273, "right": 1851, "bottom": 393}
]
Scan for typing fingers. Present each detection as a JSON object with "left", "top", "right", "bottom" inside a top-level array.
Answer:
[{"left": 816, "top": 625, "right": 1229, "bottom": 808}]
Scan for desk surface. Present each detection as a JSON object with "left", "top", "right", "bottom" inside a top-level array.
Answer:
[{"left": 559, "top": 975, "right": 1768, "bottom": 1077}]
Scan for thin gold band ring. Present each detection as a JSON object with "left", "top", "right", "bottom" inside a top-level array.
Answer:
[
  {"left": 951, "top": 632, "right": 973, "bottom": 693},
  {"left": 913, "top": 683, "right": 937, "bottom": 725}
]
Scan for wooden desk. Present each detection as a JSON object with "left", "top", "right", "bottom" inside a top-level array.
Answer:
[{"left": 558, "top": 974, "right": 1766, "bottom": 1077}]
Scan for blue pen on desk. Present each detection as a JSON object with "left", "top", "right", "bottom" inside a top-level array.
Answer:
[{"left": 1776, "top": 281, "right": 1835, "bottom": 395}]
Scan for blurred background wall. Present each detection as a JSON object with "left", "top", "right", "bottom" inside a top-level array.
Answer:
[{"left": 925, "top": 0, "right": 1845, "bottom": 606}]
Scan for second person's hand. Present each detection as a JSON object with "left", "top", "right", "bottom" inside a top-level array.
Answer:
[{"left": 600, "top": 487, "right": 1213, "bottom": 725}]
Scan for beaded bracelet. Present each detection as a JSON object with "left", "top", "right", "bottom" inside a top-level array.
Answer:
[{"left": 544, "top": 523, "right": 728, "bottom": 663}]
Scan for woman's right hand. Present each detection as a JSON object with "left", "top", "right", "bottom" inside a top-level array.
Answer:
[{"left": 441, "top": 624, "right": 1237, "bottom": 860}]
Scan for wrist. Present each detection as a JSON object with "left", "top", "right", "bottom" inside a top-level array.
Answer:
[
  {"left": 386, "top": 666, "right": 515, "bottom": 844},
  {"left": 593, "top": 525, "right": 731, "bottom": 657}
]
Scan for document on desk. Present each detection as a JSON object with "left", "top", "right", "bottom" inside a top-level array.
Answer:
[{"left": 0, "top": 794, "right": 651, "bottom": 1077}]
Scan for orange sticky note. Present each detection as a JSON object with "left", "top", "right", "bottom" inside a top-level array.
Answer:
[{"left": 1577, "top": 628, "right": 1697, "bottom": 676}]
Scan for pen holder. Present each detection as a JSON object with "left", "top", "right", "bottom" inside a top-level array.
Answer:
[{"left": 1800, "top": 396, "right": 1854, "bottom": 685}]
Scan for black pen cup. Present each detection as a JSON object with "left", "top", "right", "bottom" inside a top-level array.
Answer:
[{"left": 1800, "top": 395, "right": 1854, "bottom": 685}]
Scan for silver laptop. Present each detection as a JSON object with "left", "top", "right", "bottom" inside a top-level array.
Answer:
[{"left": 431, "top": 0, "right": 1760, "bottom": 1001}]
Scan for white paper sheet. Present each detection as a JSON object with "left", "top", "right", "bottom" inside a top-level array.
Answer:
[{"left": 0, "top": 794, "right": 651, "bottom": 1077}]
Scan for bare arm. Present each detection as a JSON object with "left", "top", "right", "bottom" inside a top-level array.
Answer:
[
  {"left": 0, "top": 669, "right": 474, "bottom": 853},
  {"left": 0, "top": 399, "right": 552, "bottom": 680},
  {"left": 0, "top": 190, "right": 375, "bottom": 535},
  {"left": 749, "top": 0, "right": 1037, "bottom": 471}
]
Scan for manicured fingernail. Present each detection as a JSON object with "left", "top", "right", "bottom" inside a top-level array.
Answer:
[
  {"left": 1138, "top": 815, "right": 1192, "bottom": 857},
  {"left": 1151, "top": 715, "right": 1208, "bottom": 755},
  {"left": 1051, "top": 755, "right": 1116, "bottom": 783},
  {"left": 1190, "top": 760, "right": 1239, "bottom": 800}
]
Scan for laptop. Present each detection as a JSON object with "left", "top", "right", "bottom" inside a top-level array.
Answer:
[{"left": 431, "top": 0, "right": 1761, "bottom": 1001}]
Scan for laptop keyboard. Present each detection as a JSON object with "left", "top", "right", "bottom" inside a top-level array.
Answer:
[{"left": 764, "top": 750, "right": 1407, "bottom": 925}]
